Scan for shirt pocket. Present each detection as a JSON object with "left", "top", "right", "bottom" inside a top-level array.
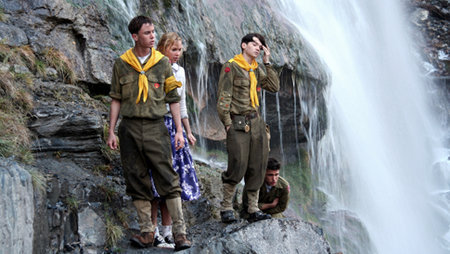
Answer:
[
  {"left": 146, "top": 74, "right": 165, "bottom": 102},
  {"left": 233, "top": 78, "right": 250, "bottom": 104},
  {"left": 119, "top": 74, "right": 137, "bottom": 100}
]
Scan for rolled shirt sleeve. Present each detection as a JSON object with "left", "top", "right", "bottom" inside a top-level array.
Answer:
[
  {"left": 216, "top": 62, "right": 234, "bottom": 127},
  {"left": 109, "top": 60, "right": 123, "bottom": 100}
]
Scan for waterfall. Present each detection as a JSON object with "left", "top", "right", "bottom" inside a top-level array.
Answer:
[
  {"left": 271, "top": 0, "right": 448, "bottom": 253},
  {"left": 102, "top": 0, "right": 140, "bottom": 51},
  {"left": 275, "top": 93, "right": 286, "bottom": 163}
]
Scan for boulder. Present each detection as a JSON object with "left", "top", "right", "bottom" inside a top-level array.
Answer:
[
  {"left": 78, "top": 207, "right": 106, "bottom": 248},
  {"left": 0, "top": 158, "right": 34, "bottom": 254},
  {"left": 186, "top": 219, "right": 331, "bottom": 254}
]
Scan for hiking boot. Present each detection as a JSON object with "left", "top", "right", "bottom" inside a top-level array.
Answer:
[
  {"left": 247, "top": 211, "right": 271, "bottom": 223},
  {"left": 220, "top": 210, "right": 237, "bottom": 223},
  {"left": 174, "top": 233, "right": 191, "bottom": 251},
  {"left": 154, "top": 234, "right": 175, "bottom": 249},
  {"left": 239, "top": 208, "right": 250, "bottom": 220},
  {"left": 164, "top": 234, "right": 174, "bottom": 244},
  {"left": 130, "top": 231, "right": 154, "bottom": 248}
]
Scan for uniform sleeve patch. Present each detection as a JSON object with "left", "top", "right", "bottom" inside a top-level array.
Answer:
[{"left": 224, "top": 67, "right": 231, "bottom": 73}]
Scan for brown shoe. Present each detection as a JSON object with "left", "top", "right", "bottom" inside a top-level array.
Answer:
[
  {"left": 174, "top": 233, "right": 191, "bottom": 251},
  {"left": 130, "top": 231, "right": 154, "bottom": 248}
]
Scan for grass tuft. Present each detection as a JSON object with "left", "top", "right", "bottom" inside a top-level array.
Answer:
[
  {"left": 93, "top": 164, "right": 112, "bottom": 175},
  {"left": 13, "top": 72, "right": 33, "bottom": 87},
  {"left": 42, "top": 47, "right": 76, "bottom": 84},
  {"left": 65, "top": 196, "right": 80, "bottom": 211},
  {"left": 98, "top": 184, "right": 118, "bottom": 202},
  {"left": 27, "top": 169, "right": 47, "bottom": 193},
  {"left": 35, "top": 59, "right": 46, "bottom": 77},
  {"left": 105, "top": 216, "right": 124, "bottom": 248},
  {"left": 116, "top": 210, "right": 129, "bottom": 229},
  {"left": 0, "top": 7, "right": 5, "bottom": 22},
  {"left": 0, "top": 110, "right": 33, "bottom": 163}
]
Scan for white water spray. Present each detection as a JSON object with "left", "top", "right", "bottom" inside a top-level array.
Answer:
[{"left": 272, "top": 0, "right": 447, "bottom": 253}]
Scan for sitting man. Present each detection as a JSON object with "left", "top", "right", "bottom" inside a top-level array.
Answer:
[{"left": 256, "top": 157, "right": 290, "bottom": 218}]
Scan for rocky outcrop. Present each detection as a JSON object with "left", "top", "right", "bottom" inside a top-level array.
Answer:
[
  {"left": 408, "top": 0, "right": 449, "bottom": 144},
  {"left": 0, "top": 159, "right": 34, "bottom": 254},
  {"left": 30, "top": 156, "right": 128, "bottom": 253},
  {"left": 28, "top": 81, "right": 106, "bottom": 167},
  {"left": 1, "top": 0, "right": 116, "bottom": 85},
  {"left": 186, "top": 219, "right": 331, "bottom": 254},
  {"left": 0, "top": 153, "right": 331, "bottom": 254},
  {"left": 409, "top": 0, "right": 449, "bottom": 76}
]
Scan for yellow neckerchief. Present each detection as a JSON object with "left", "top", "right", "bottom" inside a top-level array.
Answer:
[
  {"left": 228, "top": 54, "right": 259, "bottom": 108},
  {"left": 120, "top": 48, "right": 164, "bottom": 104}
]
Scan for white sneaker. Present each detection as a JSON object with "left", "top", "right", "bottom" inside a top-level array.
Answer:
[
  {"left": 154, "top": 234, "right": 175, "bottom": 249},
  {"left": 164, "top": 234, "right": 174, "bottom": 244}
]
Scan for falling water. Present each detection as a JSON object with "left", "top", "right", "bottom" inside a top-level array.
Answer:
[
  {"left": 272, "top": 0, "right": 447, "bottom": 253},
  {"left": 102, "top": 0, "right": 139, "bottom": 51},
  {"left": 292, "top": 77, "right": 302, "bottom": 162},
  {"left": 186, "top": 41, "right": 209, "bottom": 149},
  {"left": 275, "top": 93, "right": 286, "bottom": 163}
]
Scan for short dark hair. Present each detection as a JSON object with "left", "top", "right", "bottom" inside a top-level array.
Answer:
[
  {"left": 128, "top": 16, "right": 153, "bottom": 35},
  {"left": 240, "top": 33, "right": 266, "bottom": 51},
  {"left": 267, "top": 158, "right": 280, "bottom": 171}
]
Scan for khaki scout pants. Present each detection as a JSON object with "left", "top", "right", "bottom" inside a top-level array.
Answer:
[
  {"left": 118, "top": 117, "right": 181, "bottom": 200},
  {"left": 222, "top": 116, "right": 269, "bottom": 190},
  {"left": 222, "top": 116, "right": 269, "bottom": 212},
  {"left": 119, "top": 117, "right": 186, "bottom": 234}
]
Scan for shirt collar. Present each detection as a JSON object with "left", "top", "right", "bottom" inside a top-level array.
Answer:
[{"left": 172, "top": 63, "right": 179, "bottom": 71}]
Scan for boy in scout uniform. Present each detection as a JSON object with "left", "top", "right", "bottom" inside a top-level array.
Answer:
[
  {"left": 107, "top": 16, "right": 191, "bottom": 251},
  {"left": 243, "top": 158, "right": 290, "bottom": 218},
  {"left": 216, "top": 33, "right": 280, "bottom": 223}
]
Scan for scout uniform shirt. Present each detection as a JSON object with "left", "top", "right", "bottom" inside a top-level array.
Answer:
[
  {"left": 109, "top": 49, "right": 180, "bottom": 118},
  {"left": 216, "top": 61, "right": 279, "bottom": 127},
  {"left": 259, "top": 176, "right": 290, "bottom": 215}
]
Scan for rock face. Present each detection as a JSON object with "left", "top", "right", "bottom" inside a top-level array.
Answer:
[
  {"left": 28, "top": 82, "right": 105, "bottom": 167},
  {"left": 186, "top": 219, "right": 330, "bottom": 254},
  {"left": 0, "top": 0, "right": 328, "bottom": 161},
  {"left": 0, "top": 159, "right": 34, "bottom": 254},
  {"left": 408, "top": 0, "right": 449, "bottom": 77},
  {"left": 30, "top": 157, "right": 128, "bottom": 253},
  {"left": 407, "top": 0, "right": 449, "bottom": 144},
  {"left": 0, "top": 0, "right": 116, "bottom": 85}
]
